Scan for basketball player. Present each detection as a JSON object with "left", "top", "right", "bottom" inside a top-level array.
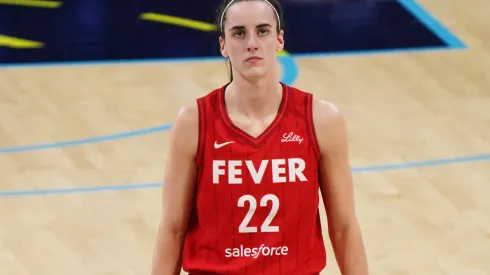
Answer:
[{"left": 151, "top": 0, "right": 369, "bottom": 274}]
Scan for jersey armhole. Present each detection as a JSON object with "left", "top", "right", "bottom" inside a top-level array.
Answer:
[
  {"left": 305, "top": 93, "right": 321, "bottom": 160},
  {"left": 195, "top": 98, "right": 206, "bottom": 167}
]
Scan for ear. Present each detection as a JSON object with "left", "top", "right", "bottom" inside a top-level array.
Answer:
[
  {"left": 276, "top": 30, "right": 285, "bottom": 52},
  {"left": 219, "top": 36, "right": 229, "bottom": 58}
]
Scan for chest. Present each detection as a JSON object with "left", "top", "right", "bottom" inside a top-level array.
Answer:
[
  {"left": 203, "top": 126, "right": 318, "bottom": 186},
  {"left": 210, "top": 123, "right": 313, "bottom": 162},
  {"left": 225, "top": 111, "right": 277, "bottom": 139}
]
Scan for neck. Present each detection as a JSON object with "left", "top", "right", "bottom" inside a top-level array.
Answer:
[{"left": 226, "top": 73, "right": 283, "bottom": 118}]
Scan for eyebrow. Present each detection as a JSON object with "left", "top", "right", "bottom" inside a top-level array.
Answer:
[{"left": 228, "top": 23, "right": 273, "bottom": 32}]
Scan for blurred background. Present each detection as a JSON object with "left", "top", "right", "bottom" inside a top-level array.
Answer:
[
  {"left": 0, "top": 0, "right": 449, "bottom": 65},
  {"left": 4, "top": 1, "right": 490, "bottom": 275}
]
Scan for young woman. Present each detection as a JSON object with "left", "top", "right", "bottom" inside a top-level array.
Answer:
[{"left": 151, "top": 0, "right": 369, "bottom": 274}]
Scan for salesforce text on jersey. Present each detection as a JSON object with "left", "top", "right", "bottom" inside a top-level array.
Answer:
[{"left": 225, "top": 244, "right": 288, "bottom": 258}]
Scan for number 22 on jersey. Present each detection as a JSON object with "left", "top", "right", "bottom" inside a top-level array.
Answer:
[{"left": 238, "top": 194, "right": 280, "bottom": 233}]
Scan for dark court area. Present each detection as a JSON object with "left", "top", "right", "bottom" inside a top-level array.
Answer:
[{"left": 0, "top": 0, "right": 447, "bottom": 64}]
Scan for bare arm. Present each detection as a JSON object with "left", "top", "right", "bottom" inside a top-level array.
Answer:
[
  {"left": 312, "top": 99, "right": 369, "bottom": 275},
  {"left": 151, "top": 103, "right": 199, "bottom": 275}
]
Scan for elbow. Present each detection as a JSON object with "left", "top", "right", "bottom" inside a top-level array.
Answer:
[
  {"left": 328, "top": 219, "right": 361, "bottom": 240},
  {"left": 158, "top": 219, "right": 188, "bottom": 240}
]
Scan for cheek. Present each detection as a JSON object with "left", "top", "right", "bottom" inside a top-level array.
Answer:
[
  {"left": 266, "top": 39, "right": 279, "bottom": 53},
  {"left": 265, "top": 34, "right": 279, "bottom": 46},
  {"left": 225, "top": 41, "right": 241, "bottom": 57}
]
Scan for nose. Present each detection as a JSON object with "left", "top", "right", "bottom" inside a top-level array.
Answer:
[{"left": 246, "top": 35, "right": 259, "bottom": 52}]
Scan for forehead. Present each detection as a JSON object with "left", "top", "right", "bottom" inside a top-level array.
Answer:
[{"left": 224, "top": 1, "right": 277, "bottom": 27}]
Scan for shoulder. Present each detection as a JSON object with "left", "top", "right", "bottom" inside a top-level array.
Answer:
[
  {"left": 168, "top": 101, "right": 201, "bottom": 160},
  {"left": 175, "top": 102, "right": 199, "bottom": 128},
  {"left": 282, "top": 84, "right": 348, "bottom": 152},
  {"left": 170, "top": 85, "right": 224, "bottom": 157},
  {"left": 310, "top": 97, "right": 349, "bottom": 154},
  {"left": 284, "top": 84, "right": 342, "bottom": 124},
  {"left": 171, "top": 102, "right": 199, "bottom": 140},
  {"left": 312, "top": 97, "right": 343, "bottom": 125},
  {"left": 174, "top": 85, "right": 223, "bottom": 129}
]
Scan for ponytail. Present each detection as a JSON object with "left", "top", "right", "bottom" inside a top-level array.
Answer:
[{"left": 228, "top": 59, "right": 233, "bottom": 82}]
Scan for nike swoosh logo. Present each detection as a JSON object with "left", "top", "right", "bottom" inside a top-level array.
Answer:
[{"left": 214, "top": 141, "right": 234, "bottom": 149}]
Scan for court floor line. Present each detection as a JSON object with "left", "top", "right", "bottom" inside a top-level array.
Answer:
[
  {"left": 0, "top": 54, "right": 298, "bottom": 154},
  {"left": 1, "top": 152, "right": 489, "bottom": 197},
  {"left": 0, "top": 45, "right": 465, "bottom": 155},
  {"left": 0, "top": 124, "right": 173, "bottom": 154},
  {"left": 397, "top": 0, "right": 466, "bottom": 48}
]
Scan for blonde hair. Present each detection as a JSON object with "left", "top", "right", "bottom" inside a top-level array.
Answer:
[{"left": 220, "top": 0, "right": 281, "bottom": 31}]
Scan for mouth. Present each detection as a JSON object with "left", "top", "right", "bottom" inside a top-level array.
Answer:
[{"left": 245, "top": 56, "right": 262, "bottom": 62}]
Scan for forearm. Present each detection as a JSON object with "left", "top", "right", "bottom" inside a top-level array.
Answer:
[
  {"left": 330, "top": 225, "right": 369, "bottom": 275},
  {"left": 152, "top": 224, "right": 186, "bottom": 275}
]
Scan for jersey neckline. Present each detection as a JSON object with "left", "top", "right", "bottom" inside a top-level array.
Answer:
[{"left": 218, "top": 82, "right": 289, "bottom": 147}]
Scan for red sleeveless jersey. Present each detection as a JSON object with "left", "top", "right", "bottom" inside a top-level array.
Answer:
[{"left": 182, "top": 82, "right": 327, "bottom": 275}]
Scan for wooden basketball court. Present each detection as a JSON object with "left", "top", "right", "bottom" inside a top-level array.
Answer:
[{"left": 1, "top": 0, "right": 489, "bottom": 274}]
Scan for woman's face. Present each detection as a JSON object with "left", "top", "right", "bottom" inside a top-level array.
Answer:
[{"left": 219, "top": 1, "right": 284, "bottom": 80}]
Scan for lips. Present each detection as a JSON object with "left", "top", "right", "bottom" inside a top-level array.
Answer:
[{"left": 246, "top": 56, "right": 262, "bottom": 61}]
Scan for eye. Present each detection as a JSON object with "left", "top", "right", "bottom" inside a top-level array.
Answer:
[
  {"left": 258, "top": 28, "right": 269, "bottom": 35},
  {"left": 233, "top": 30, "right": 245, "bottom": 37}
]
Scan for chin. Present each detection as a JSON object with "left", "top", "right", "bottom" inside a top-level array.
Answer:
[{"left": 241, "top": 66, "right": 268, "bottom": 80}]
